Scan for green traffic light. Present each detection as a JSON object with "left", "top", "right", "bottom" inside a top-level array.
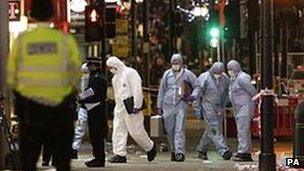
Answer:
[
  {"left": 209, "top": 27, "right": 220, "bottom": 38},
  {"left": 210, "top": 37, "right": 219, "bottom": 48}
]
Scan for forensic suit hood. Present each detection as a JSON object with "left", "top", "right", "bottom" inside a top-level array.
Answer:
[
  {"left": 209, "top": 62, "right": 225, "bottom": 74},
  {"left": 106, "top": 56, "right": 127, "bottom": 74},
  {"left": 227, "top": 60, "right": 241, "bottom": 73}
]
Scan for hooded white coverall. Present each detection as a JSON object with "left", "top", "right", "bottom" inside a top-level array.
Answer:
[{"left": 106, "top": 57, "right": 154, "bottom": 157}]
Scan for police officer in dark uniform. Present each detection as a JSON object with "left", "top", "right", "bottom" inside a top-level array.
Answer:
[{"left": 78, "top": 57, "right": 108, "bottom": 167}]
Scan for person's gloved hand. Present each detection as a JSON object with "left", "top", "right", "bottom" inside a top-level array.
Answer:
[
  {"left": 194, "top": 110, "right": 203, "bottom": 120},
  {"left": 132, "top": 108, "right": 141, "bottom": 114},
  {"left": 157, "top": 108, "right": 163, "bottom": 115},
  {"left": 182, "top": 95, "right": 195, "bottom": 102}
]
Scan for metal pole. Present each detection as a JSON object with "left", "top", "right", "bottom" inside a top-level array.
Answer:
[
  {"left": 143, "top": 0, "right": 150, "bottom": 86},
  {"left": 273, "top": 23, "right": 279, "bottom": 77},
  {"left": 248, "top": 0, "right": 257, "bottom": 76},
  {"left": 221, "top": 30, "right": 225, "bottom": 63},
  {"left": 101, "top": 0, "right": 107, "bottom": 73},
  {"left": 217, "top": 46, "right": 220, "bottom": 62},
  {"left": 281, "top": 25, "right": 287, "bottom": 78},
  {"left": 168, "top": 0, "right": 175, "bottom": 61},
  {"left": 131, "top": 0, "right": 137, "bottom": 65},
  {"left": 0, "top": 0, "right": 9, "bottom": 169},
  {"left": 271, "top": 0, "right": 279, "bottom": 77},
  {"left": 259, "top": 0, "right": 276, "bottom": 170}
]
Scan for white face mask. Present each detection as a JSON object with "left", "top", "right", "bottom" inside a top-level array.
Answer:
[
  {"left": 172, "top": 64, "right": 181, "bottom": 71},
  {"left": 214, "top": 74, "right": 221, "bottom": 79},
  {"left": 228, "top": 70, "right": 235, "bottom": 77},
  {"left": 81, "top": 66, "right": 89, "bottom": 73},
  {"left": 109, "top": 68, "right": 118, "bottom": 74}
]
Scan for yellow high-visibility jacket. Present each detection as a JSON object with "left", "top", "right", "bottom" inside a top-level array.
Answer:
[{"left": 7, "top": 23, "right": 81, "bottom": 106}]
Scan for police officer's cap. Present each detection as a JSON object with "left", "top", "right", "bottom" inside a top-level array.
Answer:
[
  {"left": 30, "top": 0, "right": 54, "bottom": 21},
  {"left": 86, "top": 57, "right": 101, "bottom": 66}
]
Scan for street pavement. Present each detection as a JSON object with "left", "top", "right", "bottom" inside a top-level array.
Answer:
[{"left": 36, "top": 120, "right": 294, "bottom": 171}]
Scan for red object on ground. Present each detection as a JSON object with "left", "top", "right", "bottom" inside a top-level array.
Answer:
[{"left": 251, "top": 97, "right": 298, "bottom": 138}]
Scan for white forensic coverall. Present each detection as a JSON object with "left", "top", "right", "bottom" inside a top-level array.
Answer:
[
  {"left": 72, "top": 64, "right": 89, "bottom": 150},
  {"left": 106, "top": 57, "right": 154, "bottom": 157}
]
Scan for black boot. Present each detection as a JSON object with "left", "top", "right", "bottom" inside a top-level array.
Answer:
[
  {"left": 222, "top": 150, "right": 233, "bottom": 160},
  {"left": 233, "top": 153, "right": 253, "bottom": 162},
  {"left": 171, "top": 152, "right": 176, "bottom": 161},
  {"left": 85, "top": 158, "right": 105, "bottom": 167},
  {"left": 175, "top": 153, "right": 185, "bottom": 162},
  {"left": 108, "top": 155, "right": 127, "bottom": 163},
  {"left": 147, "top": 143, "right": 157, "bottom": 162},
  {"left": 41, "top": 161, "right": 49, "bottom": 167},
  {"left": 198, "top": 151, "right": 208, "bottom": 160},
  {"left": 71, "top": 149, "right": 78, "bottom": 159}
]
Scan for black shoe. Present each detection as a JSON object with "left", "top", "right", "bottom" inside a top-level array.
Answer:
[
  {"left": 147, "top": 144, "right": 157, "bottom": 162},
  {"left": 175, "top": 153, "right": 185, "bottom": 162},
  {"left": 198, "top": 151, "right": 208, "bottom": 160},
  {"left": 41, "top": 161, "right": 49, "bottom": 166},
  {"left": 171, "top": 152, "right": 176, "bottom": 161},
  {"left": 51, "top": 160, "right": 56, "bottom": 167},
  {"left": 222, "top": 150, "right": 233, "bottom": 160},
  {"left": 233, "top": 153, "right": 254, "bottom": 162},
  {"left": 71, "top": 149, "right": 78, "bottom": 159},
  {"left": 85, "top": 159, "right": 105, "bottom": 167},
  {"left": 108, "top": 155, "right": 127, "bottom": 163}
]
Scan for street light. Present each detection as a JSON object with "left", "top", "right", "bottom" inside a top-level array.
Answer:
[
  {"left": 208, "top": 26, "right": 220, "bottom": 61},
  {"left": 210, "top": 37, "right": 219, "bottom": 48},
  {"left": 209, "top": 27, "right": 220, "bottom": 38}
]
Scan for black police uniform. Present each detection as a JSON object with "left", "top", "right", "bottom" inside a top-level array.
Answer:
[{"left": 78, "top": 69, "right": 108, "bottom": 167}]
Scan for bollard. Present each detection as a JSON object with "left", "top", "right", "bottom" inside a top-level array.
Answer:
[{"left": 293, "top": 101, "right": 304, "bottom": 168}]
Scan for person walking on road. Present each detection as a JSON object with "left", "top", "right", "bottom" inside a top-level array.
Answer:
[
  {"left": 227, "top": 60, "right": 257, "bottom": 162},
  {"left": 157, "top": 54, "right": 197, "bottom": 162},
  {"left": 186, "top": 62, "right": 233, "bottom": 161},
  {"left": 106, "top": 56, "right": 157, "bottom": 163},
  {"left": 78, "top": 58, "right": 108, "bottom": 167}
]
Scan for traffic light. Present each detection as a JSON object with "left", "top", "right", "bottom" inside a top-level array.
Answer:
[
  {"left": 85, "top": 4, "right": 116, "bottom": 42},
  {"left": 208, "top": 26, "right": 220, "bottom": 48},
  {"left": 106, "top": 4, "right": 116, "bottom": 38},
  {"left": 85, "top": 6, "right": 102, "bottom": 42}
]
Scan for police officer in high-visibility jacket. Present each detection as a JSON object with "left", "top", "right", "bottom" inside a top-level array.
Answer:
[{"left": 6, "top": 0, "right": 81, "bottom": 170}]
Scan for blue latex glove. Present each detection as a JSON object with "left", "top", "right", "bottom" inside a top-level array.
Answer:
[
  {"left": 194, "top": 108, "right": 203, "bottom": 119},
  {"left": 157, "top": 108, "right": 163, "bottom": 115},
  {"left": 182, "top": 95, "right": 195, "bottom": 103},
  {"left": 132, "top": 108, "right": 141, "bottom": 114}
]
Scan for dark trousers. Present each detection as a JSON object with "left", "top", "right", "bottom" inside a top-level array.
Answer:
[
  {"left": 42, "top": 142, "right": 52, "bottom": 163},
  {"left": 42, "top": 142, "right": 57, "bottom": 165},
  {"left": 17, "top": 94, "right": 75, "bottom": 171},
  {"left": 87, "top": 105, "right": 107, "bottom": 162}
]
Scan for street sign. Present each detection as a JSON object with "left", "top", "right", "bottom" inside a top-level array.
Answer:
[
  {"left": 9, "top": 1, "right": 21, "bottom": 21},
  {"left": 112, "top": 35, "right": 130, "bottom": 57}
]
